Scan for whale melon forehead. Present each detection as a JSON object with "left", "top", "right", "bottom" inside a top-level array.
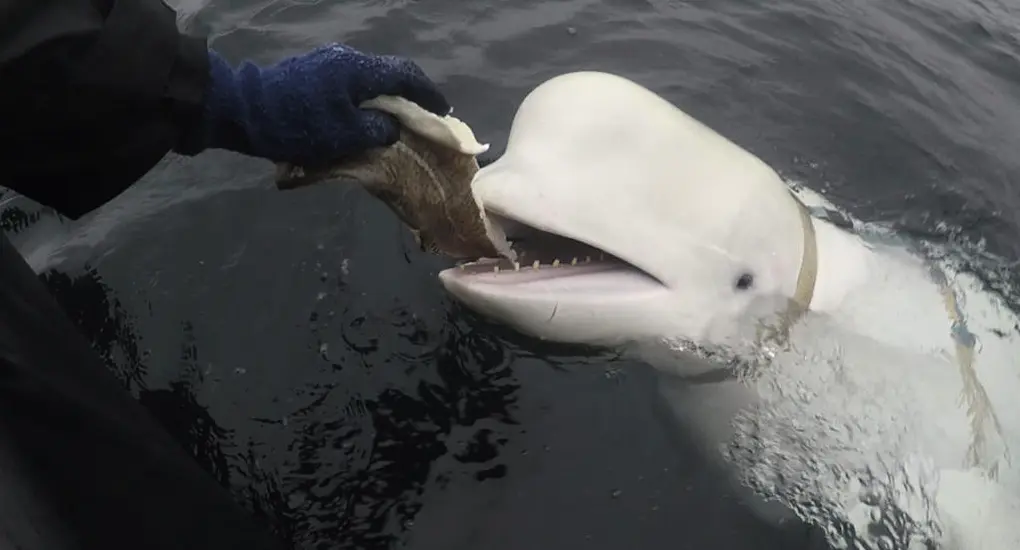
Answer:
[
  {"left": 483, "top": 71, "right": 796, "bottom": 245},
  {"left": 502, "top": 71, "right": 788, "bottom": 200}
]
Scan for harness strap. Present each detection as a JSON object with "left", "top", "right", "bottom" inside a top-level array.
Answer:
[
  {"left": 928, "top": 264, "right": 1010, "bottom": 479},
  {"left": 755, "top": 193, "right": 818, "bottom": 349}
]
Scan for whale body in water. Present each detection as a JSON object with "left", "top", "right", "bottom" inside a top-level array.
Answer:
[{"left": 438, "top": 71, "right": 1020, "bottom": 549}]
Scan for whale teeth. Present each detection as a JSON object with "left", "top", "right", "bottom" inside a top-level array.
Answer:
[{"left": 461, "top": 254, "right": 609, "bottom": 273}]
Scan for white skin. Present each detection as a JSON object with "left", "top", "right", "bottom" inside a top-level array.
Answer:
[
  {"left": 438, "top": 72, "right": 1020, "bottom": 548},
  {"left": 441, "top": 71, "right": 863, "bottom": 358}
]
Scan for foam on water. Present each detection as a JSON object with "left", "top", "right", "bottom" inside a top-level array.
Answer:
[{"left": 723, "top": 323, "right": 947, "bottom": 550}]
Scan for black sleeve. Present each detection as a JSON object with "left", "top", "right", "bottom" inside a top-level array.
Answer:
[{"left": 0, "top": 0, "right": 211, "bottom": 220}]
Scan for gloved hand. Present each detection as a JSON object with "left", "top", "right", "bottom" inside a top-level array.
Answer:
[{"left": 176, "top": 43, "right": 451, "bottom": 166}]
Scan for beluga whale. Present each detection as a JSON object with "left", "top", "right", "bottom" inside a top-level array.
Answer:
[{"left": 437, "top": 71, "right": 1020, "bottom": 549}]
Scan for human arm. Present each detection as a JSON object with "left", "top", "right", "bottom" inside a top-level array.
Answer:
[
  {"left": 0, "top": 0, "right": 450, "bottom": 220},
  {"left": 173, "top": 44, "right": 451, "bottom": 167}
]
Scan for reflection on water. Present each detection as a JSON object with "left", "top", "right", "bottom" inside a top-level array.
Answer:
[
  {"left": 280, "top": 307, "right": 521, "bottom": 549},
  {"left": 25, "top": 221, "right": 523, "bottom": 548},
  {"left": 40, "top": 268, "right": 149, "bottom": 393}
]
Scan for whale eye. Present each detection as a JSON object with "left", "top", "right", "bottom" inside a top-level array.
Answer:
[{"left": 734, "top": 272, "right": 754, "bottom": 291}]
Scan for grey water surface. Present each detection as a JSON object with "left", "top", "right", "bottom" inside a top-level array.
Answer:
[{"left": 4, "top": 0, "right": 1020, "bottom": 548}]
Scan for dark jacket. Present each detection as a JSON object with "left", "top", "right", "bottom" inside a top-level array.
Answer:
[
  {"left": 0, "top": 1, "right": 288, "bottom": 548},
  {"left": 1, "top": 0, "right": 209, "bottom": 219}
]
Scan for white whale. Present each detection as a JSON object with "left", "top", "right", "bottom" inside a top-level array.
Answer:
[{"left": 438, "top": 71, "right": 1020, "bottom": 549}]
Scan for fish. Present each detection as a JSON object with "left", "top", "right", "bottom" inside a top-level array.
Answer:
[{"left": 274, "top": 96, "right": 515, "bottom": 261}]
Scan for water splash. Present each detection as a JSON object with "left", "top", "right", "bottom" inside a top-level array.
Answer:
[{"left": 722, "top": 342, "right": 945, "bottom": 550}]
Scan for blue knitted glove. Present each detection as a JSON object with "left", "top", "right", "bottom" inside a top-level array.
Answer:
[{"left": 178, "top": 44, "right": 451, "bottom": 166}]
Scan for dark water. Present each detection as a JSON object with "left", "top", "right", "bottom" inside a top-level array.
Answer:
[{"left": 4, "top": 0, "right": 1020, "bottom": 548}]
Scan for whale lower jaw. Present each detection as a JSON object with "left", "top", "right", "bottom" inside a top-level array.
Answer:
[
  {"left": 438, "top": 209, "right": 667, "bottom": 298},
  {"left": 439, "top": 261, "right": 664, "bottom": 297}
]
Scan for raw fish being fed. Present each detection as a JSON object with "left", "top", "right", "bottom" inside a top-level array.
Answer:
[{"left": 274, "top": 97, "right": 515, "bottom": 261}]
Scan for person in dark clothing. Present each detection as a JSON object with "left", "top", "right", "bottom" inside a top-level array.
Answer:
[{"left": 0, "top": 0, "right": 451, "bottom": 549}]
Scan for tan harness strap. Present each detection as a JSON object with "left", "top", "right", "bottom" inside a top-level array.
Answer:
[
  {"left": 756, "top": 193, "right": 818, "bottom": 349},
  {"left": 932, "top": 267, "right": 1010, "bottom": 479}
]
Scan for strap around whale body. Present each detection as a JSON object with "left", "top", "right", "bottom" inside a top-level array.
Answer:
[
  {"left": 754, "top": 192, "right": 819, "bottom": 348},
  {"left": 791, "top": 195, "right": 819, "bottom": 314}
]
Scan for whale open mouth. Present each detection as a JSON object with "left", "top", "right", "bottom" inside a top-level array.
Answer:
[{"left": 439, "top": 210, "right": 665, "bottom": 288}]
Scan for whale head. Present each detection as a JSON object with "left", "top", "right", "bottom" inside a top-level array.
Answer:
[{"left": 438, "top": 72, "right": 816, "bottom": 358}]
